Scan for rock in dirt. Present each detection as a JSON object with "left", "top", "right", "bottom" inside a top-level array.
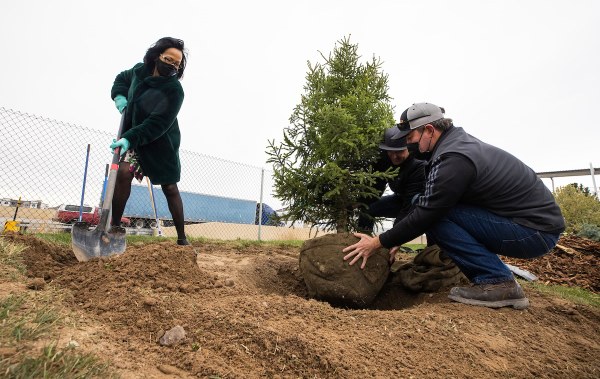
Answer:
[
  {"left": 27, "top": 277, "right": 46, "bottom": 290},
  {"left": 155, "top": 330, "right": 165, "bottom": 343},
  {"left": 299, "top": 233, "right": 390, "bottom": 307},
  {"left": 224, "top": 278, "right": 235, "bottom": 287},
  {"left": 143, "top": 296, "right": 157, "bottom": 306},
  {"left": 159, "top": 325, "right": 186, "bottom": 346},
  {"left": 158, "top": 364, "right": 184, "bottom": 375}
]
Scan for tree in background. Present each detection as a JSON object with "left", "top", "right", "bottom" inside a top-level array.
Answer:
[
  {"left": 267, "top": 36, "right": 396, "bottom": 233},
  {"left": 554, "top": 183, "right": 600, "bottom": 237}
]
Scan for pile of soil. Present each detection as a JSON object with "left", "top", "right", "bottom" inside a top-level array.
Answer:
[{"left": 5, "top": 234, "right": 600, "bottom": 378}]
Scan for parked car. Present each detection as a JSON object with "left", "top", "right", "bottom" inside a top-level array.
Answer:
[{"left": 53, "top": 204, "right": 130, "bottom": 226}]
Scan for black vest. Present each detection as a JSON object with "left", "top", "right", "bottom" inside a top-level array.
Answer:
[{"left": 429, "top": 127, "right": 565, "bottom": 233}]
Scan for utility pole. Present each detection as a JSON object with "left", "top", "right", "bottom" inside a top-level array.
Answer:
[{"left": 590, "top": 162, "right": 598, "bottom": 199}]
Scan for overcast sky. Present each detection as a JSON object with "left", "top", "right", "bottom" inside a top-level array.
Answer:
[{"left": 1, "top": 0, "right": 599, "bottom": 191}]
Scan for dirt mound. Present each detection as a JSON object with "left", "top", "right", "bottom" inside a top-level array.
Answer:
[{"left": 7, "top": 234, "right": 600, "bottom": 378}]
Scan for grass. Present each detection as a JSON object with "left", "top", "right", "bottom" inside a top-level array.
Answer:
[
  {"left": 34, "top": 232, "right": 307, "bottom": 249},
  {"left": 0, "top": 291, "right": 117, "bottom": 378},
  {"left": 0, "top": 294, "right": 59, "bottom": 342},
  {"left": 0, "top": 294, "right": 24, "bottom": 321},
  {"left": 0, "top": 237, "right": 118, "bottom": 378},
  {"left": 35, "top": 232, "right": 177, "bottom": 246},
  {"left": 1, "top": 343, "right": 117, "bottom": 379},
  {"left": 525, "top": 281, "right": 600, "bottom": 308},
  {"left": 403, "top": 243, "right": 426, "bottom": 252},
  {"left": 0, "top": 237, "right": 28, "bottom": 274}
]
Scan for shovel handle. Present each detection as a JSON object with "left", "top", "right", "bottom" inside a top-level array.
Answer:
[{"left": 97, "top": 110, "right": 127, "bottom": 230}]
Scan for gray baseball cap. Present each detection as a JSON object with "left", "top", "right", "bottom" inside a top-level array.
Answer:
[
  {"left": 392, "top": 103, "right": 445, "bottom": 139},
  {"left": 379, "top": 127, "right": 408, "bottom": 151}
]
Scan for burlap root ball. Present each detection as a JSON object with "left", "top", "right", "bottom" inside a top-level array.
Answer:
[{"left": 299, "top": 233, "right": 390, "bottom": 307}]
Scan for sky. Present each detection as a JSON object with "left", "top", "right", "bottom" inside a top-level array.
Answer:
[{"left": 1, "top": 0, "right": 599, "bottom": 192}]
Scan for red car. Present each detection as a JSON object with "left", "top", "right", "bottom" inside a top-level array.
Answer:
[{"left": 53, "top": 204, "right": 130, "bottom": 226}]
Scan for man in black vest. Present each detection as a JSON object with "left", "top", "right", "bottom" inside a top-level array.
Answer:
[
  {"left": 343, "top": 103, "right": 565, "bottom": 310},
  {"left": 357, "top": 127, "right": 426, "bottom": 234}
]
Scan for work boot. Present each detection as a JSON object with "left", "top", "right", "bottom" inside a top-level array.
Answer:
[
  {"left": 448, "top": 280, "right": 529, "bottom": 310},
  {"left": 177, "top": 238, "right": 190, "bottom": 246}
]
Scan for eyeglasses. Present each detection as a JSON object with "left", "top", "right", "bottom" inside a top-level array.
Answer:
[{"left": 159, "top": 54, "right": 181, "bottom": 70}]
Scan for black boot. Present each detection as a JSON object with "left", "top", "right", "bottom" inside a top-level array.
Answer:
[{"left": 177, "top": 238, "right": 190, "bottom": 246}]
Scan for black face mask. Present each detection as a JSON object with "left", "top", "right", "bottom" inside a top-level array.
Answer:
[
  {"left": 156, "top": 59, "right": 178, "bottom": 77},
  {"left": 406, "top": 130, "right": 433, "bottom": 161}
]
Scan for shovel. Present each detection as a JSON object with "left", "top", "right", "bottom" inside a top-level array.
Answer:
[{"left": 71, "top": 111, "right": 127, "bottom": 261}]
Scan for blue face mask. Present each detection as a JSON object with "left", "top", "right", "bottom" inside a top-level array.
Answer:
[{"left": 156, "top": 59, "right": 178, "bottom": 77}]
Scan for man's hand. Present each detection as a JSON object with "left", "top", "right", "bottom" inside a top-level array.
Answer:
[{"left": 342, "top": 233, "right": 382, "bottom": 269}]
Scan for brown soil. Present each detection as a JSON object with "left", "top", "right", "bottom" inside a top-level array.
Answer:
[{"left": 5, "top": 234, "right": 600, "bottom": 378}]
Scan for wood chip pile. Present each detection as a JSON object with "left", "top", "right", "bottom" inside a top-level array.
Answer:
[{"left": 503, "top": 235, "right": 599, "bottom": 292}]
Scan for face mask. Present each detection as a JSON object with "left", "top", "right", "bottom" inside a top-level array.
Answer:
[
  {"left": 156, "top": 59, "right": 178, "bottom": 77},
  {"left": 406, "top": 129, "right": 433, "bottom": 161}
]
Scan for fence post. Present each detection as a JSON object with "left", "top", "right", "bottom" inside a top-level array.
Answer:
[
  {"left": 77, "top": 144, "right": 91, "bottom": 222},
  {"left": 258, "top": 168, "right": 265, "bottom": 241}
]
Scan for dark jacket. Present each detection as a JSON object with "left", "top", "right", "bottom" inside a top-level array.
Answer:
[
  {"left": 111, "top": 63, "right": 184, "bottom": 184},
  {"left": 379, "top": 126, "right": 565, "bottom": 248},
  {"left": 389, "top": 156, "right": 426, "bottom": 214},
  {"left": 371, "top": 152, "right": 426, "bottom": 220}
]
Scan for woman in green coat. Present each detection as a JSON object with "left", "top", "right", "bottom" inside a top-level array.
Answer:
[{"left": 109, "top": 37, "right": 189, "bottom": 245}]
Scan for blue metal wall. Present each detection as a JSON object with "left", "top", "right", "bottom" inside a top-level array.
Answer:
[{"left": 123, "top": 185, "right": 257, "bottom": 224}]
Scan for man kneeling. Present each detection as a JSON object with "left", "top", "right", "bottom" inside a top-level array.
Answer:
[{"left": 343, "top": 103, "right": 565, "bottom": 310}]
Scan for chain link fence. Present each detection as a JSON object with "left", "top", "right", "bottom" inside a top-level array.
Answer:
[{"left": 0, "top": 107, "right": 318, "bottom": 241}]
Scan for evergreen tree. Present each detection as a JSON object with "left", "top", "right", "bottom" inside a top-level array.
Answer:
[{"left": 267, "top": 36, "right": 396, "bottom": 233}]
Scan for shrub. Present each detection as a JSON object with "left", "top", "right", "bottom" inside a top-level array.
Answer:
[
  {"left": 554, "top": 183, "right": 600, "bottom": 234},
  {"left": 577, "top": 223, "right": 600, "bottom": 241}
]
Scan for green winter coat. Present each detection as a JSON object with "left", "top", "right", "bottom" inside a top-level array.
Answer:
[{"left": 111, "top": 63, "right": 184, "bottom": 184}]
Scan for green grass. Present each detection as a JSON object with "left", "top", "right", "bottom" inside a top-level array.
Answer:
[
  {"left": 35, "top": 233, "right": 178, "bottom": 246},
  {"left": 0, "top": 237, "right": 28, "bottom": 274},
  {"left": 33, "top": 233, "right": 71, "bottom": 246},
  {"left": 0, "top": 233, "right": 116, "bottom": 378},
  {"left": 34, "top": 232, "right": 306, "bottom": 248},
  {"left": 401, "top": 243, "right": 426, "bottom": 252},
  {"left": 0, "top": 295, "right": 25, "bottom": 321},
  {"left": 0, "top": 290, "right": 116, "bottom": 378},
  {"left": 1, "top": 343, "right": 117, "bottom": 379},
  {"left": 0, "top": 295, "right": 60, "bottom": 342},
  {"left": 525, "top": 282, "right": 600, "bottom": 308}
]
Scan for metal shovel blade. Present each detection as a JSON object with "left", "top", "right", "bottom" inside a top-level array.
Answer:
[
  {"left": 72, "top": 222, "right": 126, "bottom": 262},
  {"left": 71, "top": 111, "right": 128, "bottom": 262}
]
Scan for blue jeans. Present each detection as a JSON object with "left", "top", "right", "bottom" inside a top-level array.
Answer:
[
  {"left": 427, "top": 205, "right": 561, "bottom": 284},
  {"left": 357, "top": 195, "right": 404, "bottom": 232}
]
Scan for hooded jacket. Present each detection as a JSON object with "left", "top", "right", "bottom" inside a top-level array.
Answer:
[{"left": 111, "top": 63, "right": 184, "bottom": 184}]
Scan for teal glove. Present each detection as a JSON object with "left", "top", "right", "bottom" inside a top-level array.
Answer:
[
  {"left": 110, "top": 138, "right": 130, "bottom": 156},
  {"left": 114, "top": 95, "right": 127, "bottom": 114}
]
